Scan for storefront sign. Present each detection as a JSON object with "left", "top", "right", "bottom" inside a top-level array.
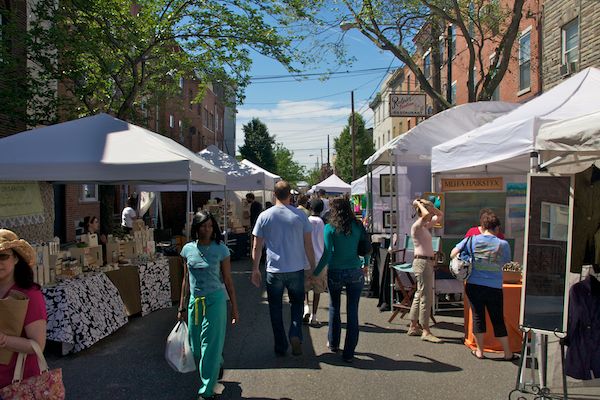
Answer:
[
  {"left": 0, "top": 182, "right": 45, "bottom": 227},
  {"left": 441, "top": 177, "right": 503, "bottom": 192},
  {"left": 389, "top": 93, "right": 429, "bottom": 117}
]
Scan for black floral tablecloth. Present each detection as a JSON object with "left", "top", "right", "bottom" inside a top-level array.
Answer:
[
  {"left": 138, "top": 256, "right": 172, "bottom": 316},
  {"left": 43, "top": 273, "right": 128, "bottom": 354}
]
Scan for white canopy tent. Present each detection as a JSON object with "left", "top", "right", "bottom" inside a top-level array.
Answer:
[
  {"left": 361, "top": 102, "right": 518, "bottom": 237},
  {"left": 431, "top": 67, "right": 600, "bottom": 175},
  {"left": 0, "top": 113, "right": 225, "bottom": 185},
  {"left": 312, "top": 174, "right": 351, "bottom": 194},
  {"left": 365, "top": 101, "right": 519, "bottom": 167},
  {"left": 0, "top": 113, "right": 226, "bottom": 239},
  {"left": 138, "top": 145, "right": 269, "bottom": 192},
  {"left": 240, "top": 159, "right": 280, "bottom": 189},
  {"left": 536, "top": 110, "right": 600, "bottom": 174}
]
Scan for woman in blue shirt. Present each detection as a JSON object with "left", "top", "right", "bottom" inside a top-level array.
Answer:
[
  {"left": 178, "top": 211, "right": 239, "bottom": 400},
  {"left": 451, "top": 212, "right": 515, "bottom": 361},
  {"left": 313, "top": 198, "right": 369, "bottom": 363}
]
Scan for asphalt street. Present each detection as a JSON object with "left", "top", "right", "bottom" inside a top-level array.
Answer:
[{"left": 44, "top": 259, "right": 548, "bottom": 400}]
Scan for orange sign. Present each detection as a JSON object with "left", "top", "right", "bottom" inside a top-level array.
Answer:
[{"left": 441, "top": 177, "right": 503, "bottom": 192}]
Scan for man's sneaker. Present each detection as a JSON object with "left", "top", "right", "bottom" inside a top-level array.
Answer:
[
  {"left": 421, "top": 333, "right": 443, "bottom": 343},
  {"left": 407, "top": 327, "right": 423, "bottom": 336},
  {"left": 290, "top": 336, "right": 302, "bottom": 356},
  {"left": 309, "top": 315, "right": 319, "bottom": 326}
]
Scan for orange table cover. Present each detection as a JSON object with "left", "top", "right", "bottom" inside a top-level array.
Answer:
[{"left": 464, "top": 283, "right": 523, "bottom": 353}]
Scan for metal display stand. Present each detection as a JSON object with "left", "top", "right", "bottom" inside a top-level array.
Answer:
[{"left": 509, "top": 328, "right": 568, "bottom": 400}]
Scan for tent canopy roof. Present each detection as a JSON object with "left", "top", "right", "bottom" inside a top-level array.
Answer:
[
  {"left": 240, "top": 159, "right": 280, "bottom": 190},
  {"left": 0, "top": 113, "right": 225, "bottom": 185},
  {"left": 365, "top": 101, "right": 518, "bottom": 166},
  {"left": 432, "top": 67, "right": 600, "bottom": 174},
  {"left": 313, "top": 174, "right": 351, "bottom": 193}
]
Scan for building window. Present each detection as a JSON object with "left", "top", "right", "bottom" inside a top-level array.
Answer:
[
  {"left": 179, "top": 77, "right": 184, "bottom": 89},
  {"left": 81, "top": 184, "right": 98, "bottom": 203},
  {"left": 407, "top": 119, "right": 411, "bottom": 130},
  {"left": 189, "top": 126, "right": 196, "bottom": 136},
  {"left": 407, "top": 75, "right": 411, "bottom": 93},
  {"left": 188, "top": 89, "right": 193, "bottom": 110},
  {"left": 423, "top": 50, "right": 431, "bottom": 80},
  {"left": 438, "top": 36, "right": 444, "bottom": 67},
  {"left": 169, "top": 114, "right": 174, "bottom": 128},
  {"left": 541, "top": 202, "right": 569, "bottom": 241},
  {"left": 203, "top": 107, "right": 209, "bottom": 128},
  {"left": 451, "top": 81, "right": 457, "bottom": 105},
  {"left": 519, "top": 28, "right": 531, "bottom": 92},
  {"left": 197, "top": 104, "right": 201, "bottom": 115},
  {"left": 562, "top": 18, "right": 579, "bottom": 65}
]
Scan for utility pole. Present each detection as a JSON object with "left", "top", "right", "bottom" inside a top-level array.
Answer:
[
  {"left": 327, "top": 135, "right": 330, "bottom": 165},
  {"left": 446, "top": 25, "right": 453, "bottom": 103},
  {"left": 351, "top": 90, "right": 356, "bottom": 181}
]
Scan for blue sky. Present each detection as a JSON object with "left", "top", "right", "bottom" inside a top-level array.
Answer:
[{"left": 235, "top": 29, "right": 398, "bottom": 170}]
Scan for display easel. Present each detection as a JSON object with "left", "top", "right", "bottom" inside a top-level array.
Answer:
[{"left": 510, "top": 328, "right": 568, "bottom": 400}]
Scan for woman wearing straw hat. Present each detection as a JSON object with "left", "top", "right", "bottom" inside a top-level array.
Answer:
[{"left": 0, "top": 229, "right": 48, "bottom": 388}]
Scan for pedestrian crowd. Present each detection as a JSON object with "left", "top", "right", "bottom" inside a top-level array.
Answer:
[{"left": 0, "top": 181, "right": 515, "bottom": 400}]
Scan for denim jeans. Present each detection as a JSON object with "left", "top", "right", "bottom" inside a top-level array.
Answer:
[
  {"left": 327, "top": 268, "right": 364, "bottom": 360},
  {"left": 266, "top": 270, "right": 305, "bottom": 353}
]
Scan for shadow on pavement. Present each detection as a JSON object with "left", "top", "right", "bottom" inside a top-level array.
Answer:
[
  {"left": 219, "top": 381, "right": 291, "bottom": 400},
  {"left": 316, "top": 352, "right": 462, "bottom": 372}
]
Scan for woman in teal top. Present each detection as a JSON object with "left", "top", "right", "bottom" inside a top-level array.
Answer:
[
  {"left": 313, "top": 198, "right": 369, "bottom": 363},
  {"left": 178, "top": 211, "right": 239, "bottom": 400}
]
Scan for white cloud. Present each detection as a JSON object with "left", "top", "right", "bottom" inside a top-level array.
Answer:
[{"left": 235, "top": 100, "right": 353, "bottom": 168}]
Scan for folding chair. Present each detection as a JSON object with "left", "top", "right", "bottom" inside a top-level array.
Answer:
[{"left": 388, "top": 235, "right": 440, "bottom": 323}]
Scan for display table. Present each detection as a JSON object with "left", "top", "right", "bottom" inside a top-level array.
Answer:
[
  {"left": 105, "top": 266, "right": 142, "bottom": 316},
  {"left": 464, "top": 282, "right": 523, "bottom": 353},
  {"left": 138, "top": 256, "right": 171, "bottom": 316},
  {"left": 43, "top": 273, "right": 128, "bottom": 355}
]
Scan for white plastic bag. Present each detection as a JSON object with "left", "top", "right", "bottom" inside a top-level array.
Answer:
[{"left": 165, "top": 321, "right": 196, "bottom": 373}]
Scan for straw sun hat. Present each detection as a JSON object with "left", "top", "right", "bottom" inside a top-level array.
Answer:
[{"left": 0, "top": 229, "right": 35, "bottom": 268}]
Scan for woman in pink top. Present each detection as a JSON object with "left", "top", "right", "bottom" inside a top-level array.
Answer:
[
  {"left": 0, "top": 229, "right": 48, "bottom": 389},
  {"left": 465, "top": 208, "right": 505, "bottom": 239}
]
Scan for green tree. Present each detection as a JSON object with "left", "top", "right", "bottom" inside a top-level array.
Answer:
[
  {"left": 334, "top": 113, "right": 374, "bottom": 183},
  {"left": 284, "top": 0, "right": 526, "bottom": 110},
  {"left": 239, "top": 118, "right": 277, "bottom": 173},
  {"left": 304, "top": 166, "right": 323, "bottom": 188},
  {"left": 2, "top": 0, "right": 298, "bottom": 126},
  {"left": 273, "top": 142, "right": 305, "bottom": 186}
]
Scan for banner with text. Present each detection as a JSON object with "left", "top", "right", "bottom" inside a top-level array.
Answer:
[
  {"left": 389, "top": 93, "right": 429, "bottom": 117},
  {"left": 0, "top": 182, "right": 45, "bottom": 227},
  {"left": 441, "top": 177, "right": 504, "bottom": 192}
]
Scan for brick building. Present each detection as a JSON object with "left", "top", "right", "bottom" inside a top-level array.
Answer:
[
  {"left": 541, "top": 0, "right": 600, "bottom": 90},
  {"left": 370, "top": 0, "right": 544, "bottom": 152}
]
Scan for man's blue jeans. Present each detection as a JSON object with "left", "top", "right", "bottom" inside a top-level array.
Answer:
[
  {"left": 266, "top": 270, "right": 305, "bottom": 353},
  {"left": 327, "top": 268, "right": 364, "bottom": 360}
]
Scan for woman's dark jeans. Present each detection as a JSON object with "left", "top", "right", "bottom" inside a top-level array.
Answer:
[{"left": 327, "top": 268, "right": 364, "bottom": 360}]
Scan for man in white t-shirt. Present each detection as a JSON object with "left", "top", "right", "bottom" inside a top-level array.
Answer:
[
  {"left": 303, "top": 198, "right": 326, "bottom": 326},
  {"left": 121, "top": 196, "right": 137, "bottom": 234},
  {"left": 251, "top": 181, "right": 316, "bottom": 356}
]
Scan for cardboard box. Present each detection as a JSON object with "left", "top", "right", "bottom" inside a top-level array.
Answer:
[
  {"left": 132, "top": 219, "right": 145, "bottom": 232},
  {"left": 119, "top": 241, "right": 136, "bottom": 259},
  {"left": 69, "top": 245, "right": 103, "bottom": 267},
  {"left": 81, "top": 233, "right": 98, "bottom": 247}
]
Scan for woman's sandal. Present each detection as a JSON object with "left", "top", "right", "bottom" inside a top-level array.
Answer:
[
  {"left": 503, "top": 354, "right": 520, "bottom": 361},
  {"left": 470, "top": 350, "right": 486, "bottom": 360}
]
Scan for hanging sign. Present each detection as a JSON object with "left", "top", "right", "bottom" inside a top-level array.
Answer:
[
  {"left": 441, "top": 177, "right": 503, "bottom": 192},
  {"left": 389, "top": 93, "right": 428, "bottom": 117}
]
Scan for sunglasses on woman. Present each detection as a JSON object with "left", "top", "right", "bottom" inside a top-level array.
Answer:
[{"left": 0, "top": 253, "right": 13, "bottom": 261}]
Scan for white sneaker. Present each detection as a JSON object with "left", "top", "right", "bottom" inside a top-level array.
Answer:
[
  {"left": 303, "top": 305, "right": 310, "bottom": 324},
  {"left": 309, "top": 315, "right": 319, "bottom": 326}
]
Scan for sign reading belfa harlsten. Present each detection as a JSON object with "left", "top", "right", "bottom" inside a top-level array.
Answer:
[
  {"left": 389, "top": 93, "right": 430, "bottom": 117},
  {"left": 441, "top": 177, "right": 504, "bottom": 192}
]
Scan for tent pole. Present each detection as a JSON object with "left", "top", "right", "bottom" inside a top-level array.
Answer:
[
  {"left": 367, "top": 164, "right": 373, "bottom": 233},
  {"left": 186, "top": 166, "right": 192, "bottom": 241},
  {"left": 394, "top": 154, "right": 400, "bottom": 245},
  {"left": 223, "top": 185, "right": 228, "bottom": 242},
  {"left": 158, "top": 192, "right": 164, "bottom": 230}
]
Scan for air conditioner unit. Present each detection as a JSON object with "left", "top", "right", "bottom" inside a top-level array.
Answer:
[
  {"left": 559, "top": 64, "right": 569, "bottom": 76},
  {"left": 569, "top": 61, "right": 578, "bottom": 74}
]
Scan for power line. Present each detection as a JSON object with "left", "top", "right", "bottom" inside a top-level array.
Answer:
[{"left": 250, "top": 66, "right": 396, "bottom": 81}]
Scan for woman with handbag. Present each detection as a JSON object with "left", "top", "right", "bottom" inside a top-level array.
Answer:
[
  {"left": 450, "top": 212, "right": 515, "bottom": 361},
  {"left": 312, "top": 198, "right": 369, "bottom": 363},
  {"left": 178, "top": 211, "right": 239, "bottom": 400},
  {"left": 0, "top": 229, "right": 48, "bottom": 389}
]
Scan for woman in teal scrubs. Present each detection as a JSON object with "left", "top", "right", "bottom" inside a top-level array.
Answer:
[{"left": 178, "top": 211, "right": 239, "bottom": 400}]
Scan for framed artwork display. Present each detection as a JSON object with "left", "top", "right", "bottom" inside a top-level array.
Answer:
[
  {"left": 382, "top": 210, "right": 397, "bottom": 229},
  {"left": 380, "top": 174, "right": 396, "bottom": 197}
]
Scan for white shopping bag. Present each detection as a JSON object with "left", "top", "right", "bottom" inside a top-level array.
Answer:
[{"left": 165, "top": 321, "right": 196, "bottom": 373}]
